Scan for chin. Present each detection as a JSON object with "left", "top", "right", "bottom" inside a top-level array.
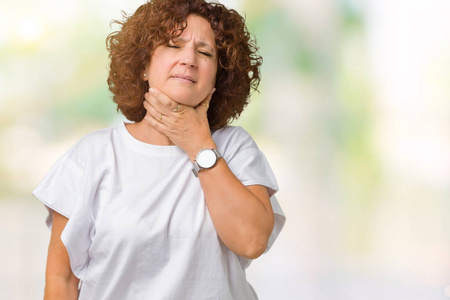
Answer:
[{"left": 167, "top": 91, "right": 202, "bottom": 107}]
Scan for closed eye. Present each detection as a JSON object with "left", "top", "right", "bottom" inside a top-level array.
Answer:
[
  {"left": 167, "top": 40, "right": 180, "bottom": 48},
  {"left": 199, "top": 51, "right": 212, "bottom": 57}
]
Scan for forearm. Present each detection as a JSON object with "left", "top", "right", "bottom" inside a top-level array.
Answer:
[
  {"left": 45, "top": 211, "right": 80, "bottom": 300},
  {"left": 198, "top": 158, "right": 274, "bottom": 259},
  {"left": 44, "top": 275, "right": 79, "bottom": 300}
]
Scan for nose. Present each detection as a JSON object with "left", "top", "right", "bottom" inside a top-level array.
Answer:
[{"left": 179, "top": 47, "right": 197, "bottom": 68}]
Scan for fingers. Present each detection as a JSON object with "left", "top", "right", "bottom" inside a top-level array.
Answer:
[
  {"left": 172, "top": 104, "right": 181, "bottom": 112},
  {"left": 142, "top": 87, "right": 215, "bottom": 154},
  {"left": 149, "top": 87, "right": 182, "bottom": 113},
  {"left": 143, "top": 105, "right": 167, "bottom": 134},
  {"left": 144, "top": 86, "right": 216, "bottom": 127},
  {"left": 143, "top": 100, "right": 165, "bottom": 124},
  {"left": 196, "top": 88, "right": 216, "bottom": 114}
]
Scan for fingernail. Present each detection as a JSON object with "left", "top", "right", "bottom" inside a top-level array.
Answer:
[{"left": 149, "top": 87, "right": 155, "bottom": 93}]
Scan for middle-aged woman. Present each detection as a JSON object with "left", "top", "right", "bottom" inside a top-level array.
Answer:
[{"left": 33, "top": 0, "right": 286, "bottom": 299}]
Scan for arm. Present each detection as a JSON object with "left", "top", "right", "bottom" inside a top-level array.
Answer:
[
  {"left": 143, "top": 88, "right": 274, "bottom": 259},
  {"left": 44, "top": 211, "right": 80, "bottom": 300},
  {"left": 199, "top": 161, "right": 274, "bottom": 259}
]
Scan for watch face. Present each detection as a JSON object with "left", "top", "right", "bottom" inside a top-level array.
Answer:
[{"left": 197, "top": 149, "right": 217, "bottom": 168}]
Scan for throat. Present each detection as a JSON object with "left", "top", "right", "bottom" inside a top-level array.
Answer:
[{"left": 125, "top": 122, "right": 174, "bottom": 146}]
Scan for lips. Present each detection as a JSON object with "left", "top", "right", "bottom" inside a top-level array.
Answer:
[{"left": 171, "top": 74, "right": 196, "bottom": 83}]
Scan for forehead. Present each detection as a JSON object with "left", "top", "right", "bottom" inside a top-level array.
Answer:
[{"left": 175, "top": 15, "right": 216, "bottom": 45}]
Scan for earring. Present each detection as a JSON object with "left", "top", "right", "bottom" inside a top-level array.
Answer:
[{"left": 144, "top": 74, "right": 147, "bottom": 77}]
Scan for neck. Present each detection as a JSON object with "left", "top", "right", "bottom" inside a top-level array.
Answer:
[{"left": 125, "top": 121, "right": 174, "bottom": 146}]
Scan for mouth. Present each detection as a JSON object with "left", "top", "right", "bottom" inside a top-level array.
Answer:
[{"left": 171, "top": 74, "right": 196, "bottom": 83}]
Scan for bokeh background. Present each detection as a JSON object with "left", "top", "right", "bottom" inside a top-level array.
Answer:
[{"left": 1, "top": 0, "right": 450, "bottom": 299}]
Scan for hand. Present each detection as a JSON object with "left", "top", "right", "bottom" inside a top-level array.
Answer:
[{"left": 143, "top": 87, "right": 216, "bottom": 160}]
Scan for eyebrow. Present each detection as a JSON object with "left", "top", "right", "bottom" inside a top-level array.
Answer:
[{"left": 172, "top": 37, "right": 216, "bottom": 53}]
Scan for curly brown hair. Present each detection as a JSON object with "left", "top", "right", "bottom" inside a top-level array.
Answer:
[{"left": 106, "top": 0, "right": 262, "bottom": 130}]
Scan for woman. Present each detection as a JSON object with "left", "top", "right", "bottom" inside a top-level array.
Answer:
[{"left": 33, "top": 0, "right": 285, "bottom": 299}]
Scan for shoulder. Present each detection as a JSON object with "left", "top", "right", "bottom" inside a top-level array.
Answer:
[
  {"left": 63, "top": 124, "right": 121, "bottom": 163},
  {"left": 213, "top": 126, "right": 259, "bottom": 155},
  {"left": 212, "top": 125, "right": 258, "bottom": 150},
  {"left": 78, "top": 124, "right": 118, "bottom": 143},
  {"left": 73, "top": 124, "right": 119, "bottom": 149}
]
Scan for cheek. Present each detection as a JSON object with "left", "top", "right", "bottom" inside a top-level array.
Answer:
[
  {"left": 147, "top": 60, "right": 167, "bottom": 86},
  {"left": 207, "top": 64, "right": 218, "bottom": 86},
  {"left": 148, "top": 50, "right": 169, "bottom": 73}
]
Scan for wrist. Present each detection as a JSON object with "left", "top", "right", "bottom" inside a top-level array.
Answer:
[
  {"left": 191, "top": 147, "right": 223, "bottom": 177},
  {"left": 188, "top": 140, "right": 217, "bottom": 162}
]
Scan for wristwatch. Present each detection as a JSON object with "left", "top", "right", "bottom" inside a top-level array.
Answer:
[{"left": 192, "top": 148, "right": 222, "bottom": 177}]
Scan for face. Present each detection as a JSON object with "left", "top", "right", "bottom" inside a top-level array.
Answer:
[{"left": 143, "top": 14, "right": 218, "bottom": 106}]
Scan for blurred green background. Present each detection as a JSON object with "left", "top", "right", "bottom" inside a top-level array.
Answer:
[{"left": 1, "top": 0, "right": 450, "bottom": 299}]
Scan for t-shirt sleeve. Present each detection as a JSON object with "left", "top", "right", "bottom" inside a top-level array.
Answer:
[
  {"left": 215, "top": 127, "right": 286, "bottom": 263},
  {"left": 32, "top": 137, "right": 97, "bottom": 280}
]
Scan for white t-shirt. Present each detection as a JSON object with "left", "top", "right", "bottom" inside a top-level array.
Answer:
[{"left": 33, "top": 122, "right": 285, "bottom": 300}]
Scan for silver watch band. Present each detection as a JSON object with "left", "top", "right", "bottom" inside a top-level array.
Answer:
[{"left": 192, "top": 148, "right": 222, "bottom": 177}]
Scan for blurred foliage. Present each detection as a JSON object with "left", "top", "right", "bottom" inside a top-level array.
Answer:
[
  {"left": 233, "top": 0, "right": 317, "bottom": 135},
  {"left": 0, "top": 9, "right": 119, "bottom": 196},
  {"left": 335, "top": 0, "right": 381, "bottom": 253},
  {"left": 239, "top": 0, "right": 382, "bottom": 254},
  {"left": 248, "top": 9, "right": 316, "bottom": 75}
]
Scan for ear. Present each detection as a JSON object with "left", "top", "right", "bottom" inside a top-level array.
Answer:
[{"left": 141, "top": 62, "right": 150, "bottom": 81}]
